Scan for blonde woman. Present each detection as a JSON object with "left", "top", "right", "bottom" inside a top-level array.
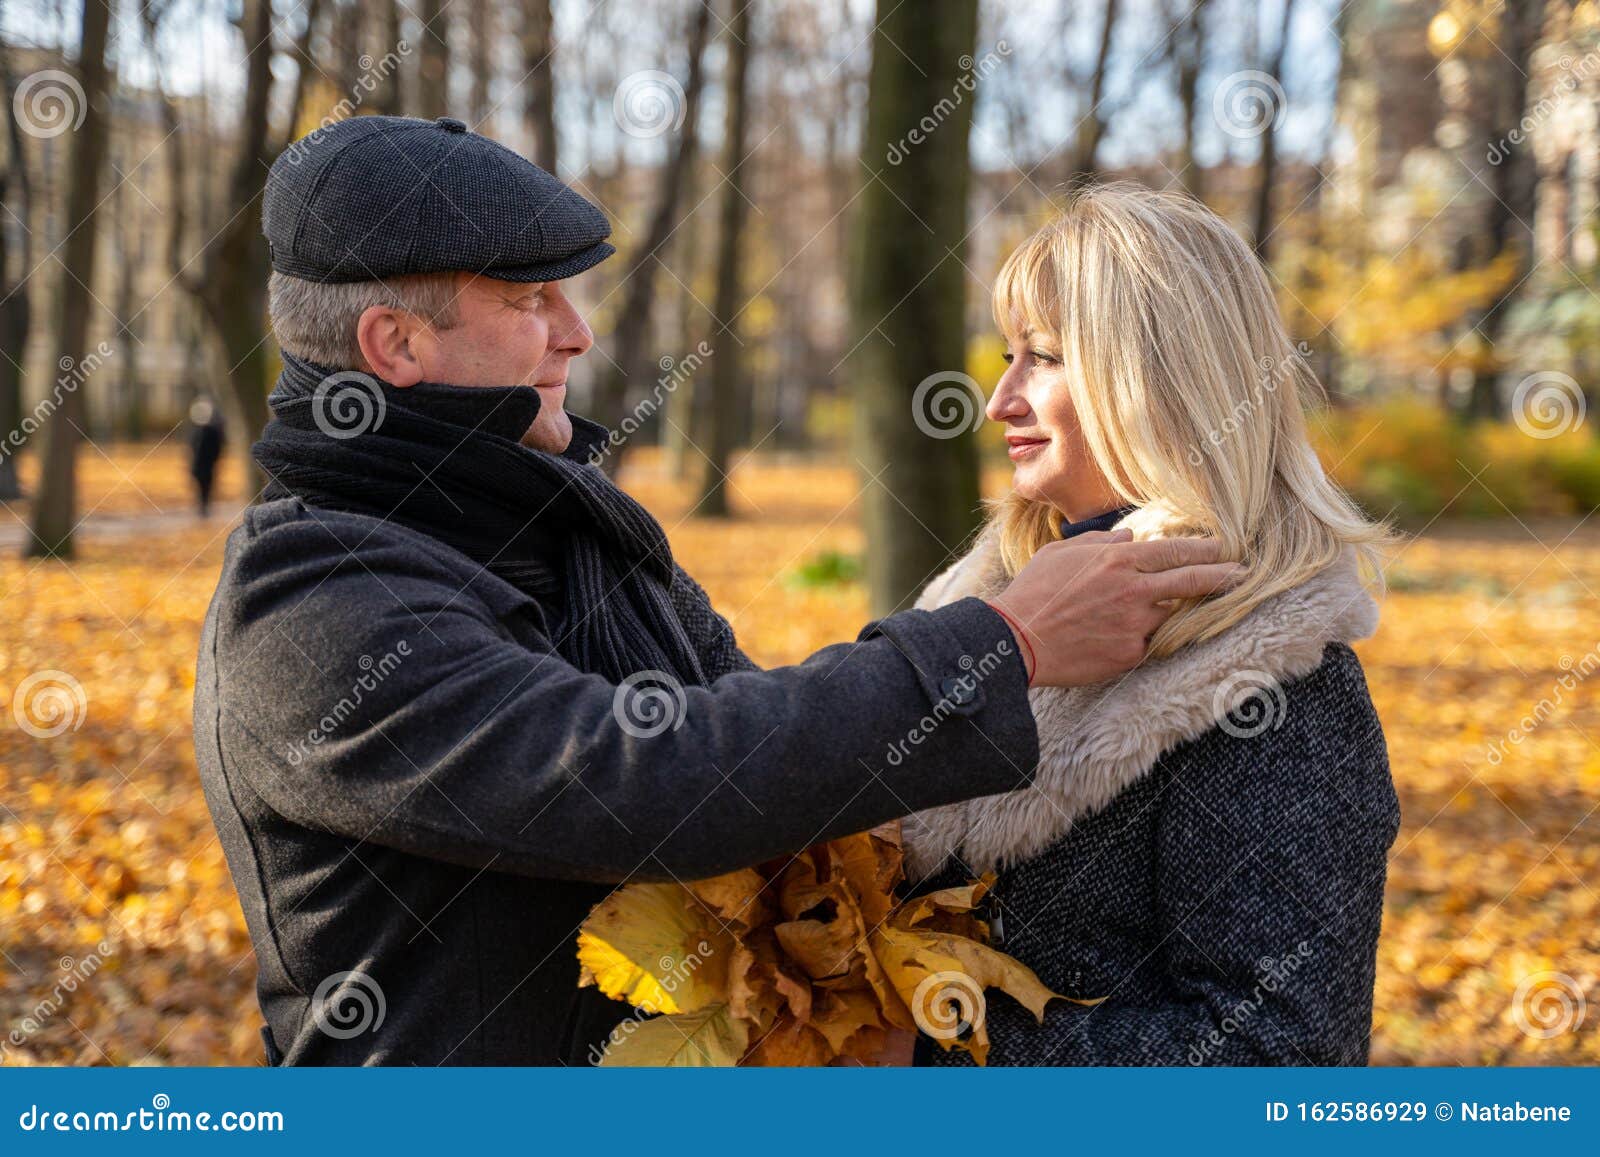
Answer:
[{"left": 904, "top": 184, "right": 1400, "bottom": 1066}]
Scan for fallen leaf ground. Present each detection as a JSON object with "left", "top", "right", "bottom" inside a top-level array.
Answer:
[{"left": 1, "top": 445, "right": 1595, "bottom": 1065}]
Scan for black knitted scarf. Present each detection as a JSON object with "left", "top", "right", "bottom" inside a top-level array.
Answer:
[{"left": 254, "top": 351, "right": 715, "bottom": 687}]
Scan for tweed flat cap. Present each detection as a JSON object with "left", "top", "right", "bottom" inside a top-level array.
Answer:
[{"left": 263, "top": 115, "right": 614, "bottom": 284}]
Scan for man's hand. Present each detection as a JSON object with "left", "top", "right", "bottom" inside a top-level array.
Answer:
[{"left": 988, "top": 530, "right": 1245, "bottom": 688}]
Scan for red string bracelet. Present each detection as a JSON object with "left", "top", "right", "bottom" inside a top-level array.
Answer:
[{"left": 985, "top": 601, "right": 1037, "bottom": 687}]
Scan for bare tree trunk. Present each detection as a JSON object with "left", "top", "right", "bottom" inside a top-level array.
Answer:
[
  {"left": 469, "top": 1, "right": 492, "bottom": 126},
  {"left": 110, "top": 148, "right": 143, "bottom": 441},
  {"left": 594, "top": 1, "right": 713, "bottom": 475},
  {"left": 521, "top": 0, "right": 557, "bottom": 172},
  {"left": 663, "top": 162, "right": 703, "bottom": 482},
  {"left": 1466, "top": 0, "right": 1542, "bottom": 421},
  {"left": 1072, "top": 0, "right": 1121, "bottom": 180},
  {"left": 146, "top": 0, "right": 319, "bottom": 497},
  {"left": 372, "top": 0, "right": 405, "bottom": 115},
  {"left": 27, "top": 0, "right": 112, "bottom": 557},
  {"left": 417, "top": 0, "right": 451, "bottom": 116},
  {"left": 1251, "top": 0, "right": 1296, "bottom": 260},
  {"left": 852, "top": 0, "right": 982, "bottom": 614},
  {"left": 1171, "top": 0, "right": 1210, "bottom": 198},
  {"left": 0, "top": 28, "right": 33, "bottom": 501},
  {"left": 694, "top": 0, "right": 754, "bottom": 517}
]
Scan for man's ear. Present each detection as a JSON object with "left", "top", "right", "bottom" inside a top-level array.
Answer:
[{"left": 355, "top": 306, "right": 427, "bottom": 387}]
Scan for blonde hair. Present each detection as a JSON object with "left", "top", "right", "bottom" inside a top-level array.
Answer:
[{"left": 990, "top": 183, "right": 1393, "bottom": 659}]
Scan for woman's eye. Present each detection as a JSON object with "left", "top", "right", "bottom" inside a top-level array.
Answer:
[
  {"left": 1001, "top": 352, "right": 1015, "bottom": 365},
  {"left": 1030, "top": 349, "right": 1060, "bottom": 366}
]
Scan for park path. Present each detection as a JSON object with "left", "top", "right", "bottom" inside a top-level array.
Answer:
[{"left": 0, "top": 502, "right": 247, "bottom": 550}]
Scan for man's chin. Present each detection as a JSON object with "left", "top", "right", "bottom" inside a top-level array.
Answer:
[{"left": 520, "top": 412, "right": 573, "bottom": 454}]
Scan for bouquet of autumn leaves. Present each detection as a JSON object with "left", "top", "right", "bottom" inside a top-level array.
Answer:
[{"left": 576, "top": 821, "right": 1079, "bottom": 1066}]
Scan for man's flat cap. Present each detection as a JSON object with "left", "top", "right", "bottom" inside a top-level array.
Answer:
[{"left": 263, "top": 115, "right": 614, "bottom": 284}]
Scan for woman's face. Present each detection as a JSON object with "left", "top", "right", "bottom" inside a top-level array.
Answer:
[{"left": 987, "top": 325, "right": 1122, "bottom": 522}]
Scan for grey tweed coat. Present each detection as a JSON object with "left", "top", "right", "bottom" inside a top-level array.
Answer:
[{"left": 906, "top": 524, "right": 1400, "bottom": 1066}]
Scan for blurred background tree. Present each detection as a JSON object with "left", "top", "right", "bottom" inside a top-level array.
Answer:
[{"left": 6, "top": 0, "right": 1600, "bottom": 557}]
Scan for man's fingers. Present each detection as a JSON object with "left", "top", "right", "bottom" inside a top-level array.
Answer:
[
  {"left": 1143, "top": 561, "right": 1248, "bottom": 603},
  {"left": 1126, "top": 535, "right": 1227, "bottom": 571}
]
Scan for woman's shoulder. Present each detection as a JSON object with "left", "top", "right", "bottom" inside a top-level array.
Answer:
[{"left": 1165, "top": 642, "right": 1398, "bottom": 839}]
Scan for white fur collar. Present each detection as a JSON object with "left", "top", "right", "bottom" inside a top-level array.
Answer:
[{"left": 902, "top": 523, "right": 1380, "bottom": 882}]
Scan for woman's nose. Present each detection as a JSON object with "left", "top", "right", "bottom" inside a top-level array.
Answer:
[{"left": 987, "top": 368, "right": 1028, "bottom": 423}]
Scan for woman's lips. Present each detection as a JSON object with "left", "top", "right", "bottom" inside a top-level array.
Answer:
[{"left": 1006, "top": 436, "right": 1049, "bottom": 461}]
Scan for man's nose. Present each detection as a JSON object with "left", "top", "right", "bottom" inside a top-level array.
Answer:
[{"left": 548, "top": 286, "right": 594, "bottom": 356}]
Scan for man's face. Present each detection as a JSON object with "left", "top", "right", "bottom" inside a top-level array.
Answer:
[{"left": 418, "top": 274, "right": 595, "bottom": 453}]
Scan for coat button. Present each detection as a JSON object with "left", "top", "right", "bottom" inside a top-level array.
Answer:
[
  {"left": 435, "top": 116, "right": 468, "bottom": 133},
  {"left": 940, "top": 675, "right": 977, "bottom": 706}
]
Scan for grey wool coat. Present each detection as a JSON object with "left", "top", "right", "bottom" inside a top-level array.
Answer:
[
  {"left": 193, "top": 498, "right": 1040, "bottom": 1066},
  {"left": 906, "top": 524, "right": 1401, "bottom": 1067}
]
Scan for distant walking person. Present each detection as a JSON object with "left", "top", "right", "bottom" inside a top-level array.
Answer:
[{"left": 187, "top": 396, "right": 226, "bottom": 517}]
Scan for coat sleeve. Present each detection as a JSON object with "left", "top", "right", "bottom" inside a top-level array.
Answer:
[
  {"left": 204, "top": 509, "right": 1040, "bottom": 885},
  {"left": 920, "top": 648, "right": 1400, "bottom": 1066}
]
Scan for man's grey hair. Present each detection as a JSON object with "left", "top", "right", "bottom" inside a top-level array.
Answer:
[{"left": 268, "top": 271, "right": 462, "bottom": 368}]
